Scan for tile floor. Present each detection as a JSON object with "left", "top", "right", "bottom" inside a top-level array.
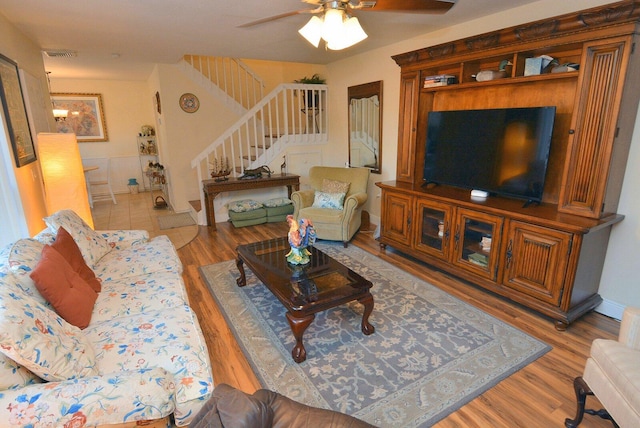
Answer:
[{"left": 91, "top": 191, "right": 198, "bottom": 249}]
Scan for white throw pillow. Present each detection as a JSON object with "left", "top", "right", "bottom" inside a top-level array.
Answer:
[
  {"left": 312, "top": 191, "right": 346, "bottom": 210},
  {"left": 0, "top": 284, "right": 98, "bottom": 382},
  {"left": 44, "top": 210, "right": 111, "bottom": 268}
]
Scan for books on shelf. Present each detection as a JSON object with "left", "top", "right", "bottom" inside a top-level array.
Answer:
[
  {"left": 468, "top": 252, "right": 488, "bottom": 268},
  {"left": 423, "top": 74, "right": 457, "bottom": 88}
]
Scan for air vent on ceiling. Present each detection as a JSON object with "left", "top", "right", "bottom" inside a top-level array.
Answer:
[{"left": 43, "top": 49, "right": 78, "bottom": 58}]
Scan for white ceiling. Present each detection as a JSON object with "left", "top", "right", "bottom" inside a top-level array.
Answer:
[{"left": 0, "top": 0, "right": 541, "bottom": 81}]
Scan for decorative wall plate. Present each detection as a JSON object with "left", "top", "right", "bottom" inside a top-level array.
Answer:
[{"left": 179, "top": 92, "right": 199, "bottom": 113}]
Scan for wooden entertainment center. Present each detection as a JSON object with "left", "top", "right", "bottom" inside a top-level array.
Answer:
[{"left": 377, "top": 1, "right": 640, "bottom": 329}]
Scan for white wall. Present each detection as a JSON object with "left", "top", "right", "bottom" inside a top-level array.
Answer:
[
  {"left": 49, "top": 79, "right": 157, "bottom": 193},
  {"left": 598, "top": 105, "right": 640, "bottom": 317},
  {"left": 153, "top": 63, "right": 243, "bottom": 213},
  {"left": 322, "top": 0, "right": 639, "bottom": 316}
]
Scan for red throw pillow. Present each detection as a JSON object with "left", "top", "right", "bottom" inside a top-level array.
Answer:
[
  {"left": 51, "top": 226, "right": 101, "bottom": 292},
  {"left": 30, "top": 245, "right": 98, "bottom": 329}
]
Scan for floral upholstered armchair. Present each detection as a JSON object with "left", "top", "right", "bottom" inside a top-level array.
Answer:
[{"left": 291, "top": 166, "right": 370, "bottom": 247}]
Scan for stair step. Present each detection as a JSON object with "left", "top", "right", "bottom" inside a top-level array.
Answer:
[
  {"left": 242, "top": 155, "right": 257, "bottom": 161},
  {"left": 189, "top": 199, "right": 202, "bottom": 213},
  {"left": 252, "top": 142, "right": 272, "bottom": 149}
]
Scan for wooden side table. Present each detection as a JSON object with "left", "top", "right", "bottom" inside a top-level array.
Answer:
[{"left": 202, "top": 173, "right": 300, "bottom": 230}]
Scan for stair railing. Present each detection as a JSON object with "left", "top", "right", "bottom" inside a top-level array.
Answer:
[
  {"left": 190, "top": 83, "right": 328, "bottom": 223},
  {"left": 182, "top": 55, "right": 265, "bottom": 112}
]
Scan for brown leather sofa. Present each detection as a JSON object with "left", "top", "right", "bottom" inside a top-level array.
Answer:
[{"left": 190, "top": 383, "right": 376, "bottom": 428}]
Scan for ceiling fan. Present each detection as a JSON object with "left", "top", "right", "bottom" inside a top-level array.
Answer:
[{"left": 239, "top": 0, "right": 458, "bottom": 50}]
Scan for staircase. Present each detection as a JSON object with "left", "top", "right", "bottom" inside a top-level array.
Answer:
[
  {"left": 184, "top": 55, "right": 328, "bottom": 225},
  {"left": 181, "top": 55, "right": 265, "bottom": 115}
]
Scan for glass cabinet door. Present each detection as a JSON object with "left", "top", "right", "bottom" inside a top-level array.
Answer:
[
  {"left": 414, "top": 200, "right": 453, "bottom": 260},
  {"left": 452, "top": 208, "right": 503, "bottom": 280}
]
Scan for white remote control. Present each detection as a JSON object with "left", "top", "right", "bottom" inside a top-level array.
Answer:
[{"left": 470, "top": 189, "right": 489, "bottom": 198}]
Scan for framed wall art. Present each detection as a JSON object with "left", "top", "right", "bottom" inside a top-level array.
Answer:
[
  {"left": 0, "top": 53, "right": 36, "bottom": 167},
  {"left": 51, "top": 93, "right": 108, "bottom": 142}
]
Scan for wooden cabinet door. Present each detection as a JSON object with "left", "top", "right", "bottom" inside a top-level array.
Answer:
[
  {"left": 381, "top": 190, "right": 413, "bottom": 246},
  {"left": 414, "top": 198, "right": 453, "bottom": 261},
  {"left": 559, "top": 36, "right": 632, "bottom": 218},
  {"left": 396, "top": 71, "right": 420, "bottom": 183},
  {"left": 452, "top": 209, "right": 503, "bottom": 281},
  {"left": 502, "top": 221, "right": 572, "bottom": 306}
]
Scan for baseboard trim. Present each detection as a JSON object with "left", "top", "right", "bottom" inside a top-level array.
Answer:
[{"left": 594, "top": 298, "right": 625, "bottom": 321}]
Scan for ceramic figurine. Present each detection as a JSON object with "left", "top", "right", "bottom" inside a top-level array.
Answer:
[{"left": 286, "top": 215, "right": 316, "bottom": 265}]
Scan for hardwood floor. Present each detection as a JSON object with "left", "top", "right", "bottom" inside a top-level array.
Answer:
[{"left": 178, "top": 222, "right": 620, "bottom": 428}]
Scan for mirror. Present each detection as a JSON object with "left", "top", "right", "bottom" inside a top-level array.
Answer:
[{"left": 348, "top": 81, "right": 382, "bottom": 174}]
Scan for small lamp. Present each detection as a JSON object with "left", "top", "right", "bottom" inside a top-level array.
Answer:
[
  {"left": 37, "top": 133, "right": 94, "bottom": 228},
  {"left": 52, "top": 108, "right": 68, "bottom": 121}
]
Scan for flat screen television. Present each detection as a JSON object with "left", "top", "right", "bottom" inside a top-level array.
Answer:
[{"left": 423, "top": 106, "right": 556, "bottom": 204}]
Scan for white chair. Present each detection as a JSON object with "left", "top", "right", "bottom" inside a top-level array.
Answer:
[
  {"left": 565, "top": 306, "right": 640, "bottom": 427},
  {"left": 82, "top": 158, "right": 117, "bottom": 206}
]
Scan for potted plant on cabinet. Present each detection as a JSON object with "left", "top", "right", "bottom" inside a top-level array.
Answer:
[{"left": 294, "top": 74, "right": 326, "bottom": 107}]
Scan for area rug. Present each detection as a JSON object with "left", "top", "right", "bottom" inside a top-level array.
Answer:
[
  {"left": 157, "top": 212, "right": 195, "bottom": 230},
  {"left": 199, "top": 242, "right": 550, "bottom": 427}
]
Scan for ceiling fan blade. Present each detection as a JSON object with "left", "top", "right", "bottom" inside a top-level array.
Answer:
[
  {"left": 357, "top": 0, "right": 456, "bottom": 14},
  {"left": 238, "top": 8, "right": 320, "bottom": 28}
]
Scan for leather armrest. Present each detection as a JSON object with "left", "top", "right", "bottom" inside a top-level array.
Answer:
[
  {"left": 253, "top": 389, "right": 375, "bottom": 428},
  {"left": 191, "top": 384, "right": 273, "bottom": 428}
]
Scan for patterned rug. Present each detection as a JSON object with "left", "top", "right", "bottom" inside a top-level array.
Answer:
[
  {"left": 200, "top": 242, "right": 550, "bottom": 427},
  {"left": 157, "top": 212, "right": 195, "bottom": 230}
]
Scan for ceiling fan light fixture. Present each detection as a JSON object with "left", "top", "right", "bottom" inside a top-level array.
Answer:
[
  {"left": 321, "top": 8, "right": 344, "bottom": 44},
  {"left": 299, "top": 6, "right": 368, "bottom": 51},
  {"left": 327, "top": 16, "right": 367, "bottom": 50},
  {"left": 298, "top": 16, "right": 323, "bottom": 47}
]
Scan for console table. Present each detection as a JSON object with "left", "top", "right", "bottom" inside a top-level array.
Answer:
[{"left": 202, "top": 173, "right": 300, "bottom": 230}]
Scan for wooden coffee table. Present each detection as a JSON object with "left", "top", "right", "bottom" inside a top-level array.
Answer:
[{"left": 236, "top": 237, "right": 375, "bottom": 363}]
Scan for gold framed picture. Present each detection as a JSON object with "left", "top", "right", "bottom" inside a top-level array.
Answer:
[{"left": 51, "top": 93, "right": 108, "bottom": 142}]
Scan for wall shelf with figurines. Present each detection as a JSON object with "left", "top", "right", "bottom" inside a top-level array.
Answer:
[
  {"left": 138, "top": 137, "right": 157, "bottom": 155},
  {"left": 137, "top": 125, "right": 159, "bottom": 191},
  {"left": 137, "top": 125, "right": 157, "bottom": 155}
]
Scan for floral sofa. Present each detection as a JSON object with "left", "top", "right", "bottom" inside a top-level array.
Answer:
[{"left": 0, "top": 210, "right": 213, "bottom": 427}]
